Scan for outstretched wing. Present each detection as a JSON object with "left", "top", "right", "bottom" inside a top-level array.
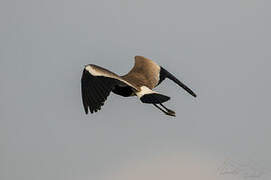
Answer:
[
  {"left": 122, "top": 56, "right": 161, "bottom": 89},
  {"left": 81, "top": 64, "right": 139, "bottom": 114},
  {"left": 123, "top": 56, "right": 197, "bottom": 97}
]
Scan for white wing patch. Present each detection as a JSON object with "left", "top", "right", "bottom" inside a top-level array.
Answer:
[
  {"left": 85, "top": 65, "right": 106, "bottom": 77},
  {"left": 135, "top": 86, "right": 157, "bottom": 98},
  {"left": 85, "top": 65, "right": 139, "bottom": 91}
]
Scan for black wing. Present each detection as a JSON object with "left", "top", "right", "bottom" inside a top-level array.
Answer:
[{"left": 81, "top": 65, "right": 138, "bottom": 114}]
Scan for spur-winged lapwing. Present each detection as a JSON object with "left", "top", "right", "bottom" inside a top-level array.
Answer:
[{"left": 81, "top": 56, "right": 196, "bottom": 116}]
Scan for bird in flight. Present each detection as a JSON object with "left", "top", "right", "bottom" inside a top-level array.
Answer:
[{"left": 81, "top": 56, "right": 196, "bottom": 116}]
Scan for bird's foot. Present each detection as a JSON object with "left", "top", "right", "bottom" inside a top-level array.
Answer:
[{"left": 165, "top": 109, "right": 176, "bottom": 117}]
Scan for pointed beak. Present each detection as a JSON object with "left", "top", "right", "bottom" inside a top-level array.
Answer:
[{"left": 162, "top": 67, "right": 197, "bottom": 98}]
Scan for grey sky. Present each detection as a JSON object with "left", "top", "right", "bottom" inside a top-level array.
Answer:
[{"left": 1, "top": 0, "right": 271, "bottom": 179}]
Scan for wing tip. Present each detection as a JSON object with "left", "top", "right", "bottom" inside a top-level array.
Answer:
[{"left": 84, "top": 106, "right": 89, "bottom": 114}]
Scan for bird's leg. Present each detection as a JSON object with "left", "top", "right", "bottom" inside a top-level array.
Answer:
[
  {"left": 159, "top": 103, "right": 176, "bottom": 117},
  {"left": 153, "top": 104, "right": 176, "bottom": 117},
  {"left": 153, "top": 104, "right": 168, "bottom": 114}
]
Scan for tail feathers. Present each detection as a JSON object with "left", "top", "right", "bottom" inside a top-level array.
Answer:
[{"left": 140, "top": 93, "right": 170, "bottom": 104}]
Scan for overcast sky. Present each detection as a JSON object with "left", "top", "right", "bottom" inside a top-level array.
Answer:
[{"left": 1, "top": 0, "right": 271, "bottom": 180}]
